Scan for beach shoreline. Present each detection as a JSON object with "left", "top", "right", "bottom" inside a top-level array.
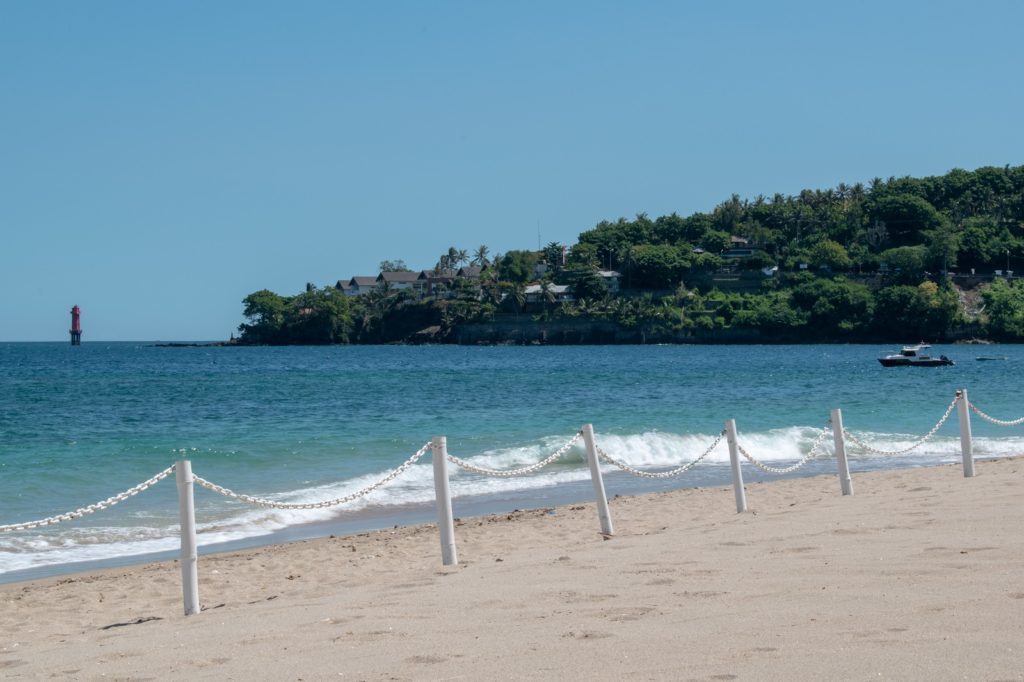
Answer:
[
  {"left": 3, "top": 457, "right": 1022, "bottom": 680},
  {"left": 0, "top": 455, "right": 838, "bottom": 586}
]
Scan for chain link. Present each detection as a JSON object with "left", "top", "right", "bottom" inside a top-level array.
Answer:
[
  {"left": 843, "top": 396, "right": 958, "bottom": 456},
  {"left": 0, "top": 466, "right": 176, "bottom": 533},
  {"left": 192, "top": 441, "right": 433, "bottom": 509},
  {"left": 968, "top": 401, "right": 1024, "bottom": 427},
  {"left": 737, "top": 420, "right": 833, "bottom": 475},
  {"left": 596, "top": 430, "right": 725, "bottom": 479},
  {"left": 446, "top": 431, "right": 583, "bottom": 477}
]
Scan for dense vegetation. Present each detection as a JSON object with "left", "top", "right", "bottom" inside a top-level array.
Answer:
[{"left": 238, "top": 165, "right": 1024, "bottom": 344}]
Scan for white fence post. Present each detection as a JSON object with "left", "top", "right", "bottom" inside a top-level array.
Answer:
[
  {"left": 957, "top": 389, "right": 975, "bottom": 478},
  {"left": 175, "top": 460, "right": 200, "bottom": 616},
  {"left": 432, "top": 436, "right": 459, "bottom": 566},
  {"left": 581, "top": 424, "right": 614, "bottom": 536},
  {"left": 831, "top": 409, "right": 853, "bottom": 496},
  {"left": 724, "top": 419, "right": 748, "bottom": 513}
]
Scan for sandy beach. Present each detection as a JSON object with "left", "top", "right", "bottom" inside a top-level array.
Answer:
[{"left": 2, "top": 458, "right": 1022, "bottom": 681}]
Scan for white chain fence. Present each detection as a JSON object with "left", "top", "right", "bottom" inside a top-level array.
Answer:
[
  {"left": 446, "top": 431, "right": 583, "bottom": 477},
  {"left": 193, "top": 441, "right": 433, "bottom": 509},
  {"left": 737, "top": 421, "right": 834, "bottom": 475},
  {"left": 842, "top": 396, "right": 959, "bottom": 456},
  {"left": 0, "top": 465, "right": 176, "bottom": 532},
  {"left": 969, "top": 401, "right": 1024, "bottom": 427},
  {"left": 596, "top": 430, "right": 725, "bottom": 479}
]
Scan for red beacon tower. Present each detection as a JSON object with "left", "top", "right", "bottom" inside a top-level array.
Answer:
[{"left": 70, "top": 305, "right": 82, "bottom": 345}]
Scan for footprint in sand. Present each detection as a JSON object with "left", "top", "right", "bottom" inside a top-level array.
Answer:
[
  {"left": 607, "top": 606, "right": 655, "bottom": 622},
  {"left": 562, "top": 630, "right": 613, "bottom": 640},
  {"left": 646, "top": 578, "right": 674, "bottom": 586}
]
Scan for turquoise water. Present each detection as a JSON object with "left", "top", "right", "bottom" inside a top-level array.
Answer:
[{"left": 2, "top": 342, "right": 1022, "bottom": 582}]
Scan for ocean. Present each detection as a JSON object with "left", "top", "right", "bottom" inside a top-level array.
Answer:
[{"left": 2, "top": 342, "right": 1022, "bottom": 583}]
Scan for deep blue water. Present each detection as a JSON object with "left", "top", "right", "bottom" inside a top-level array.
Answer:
[{"left": 2, "top": 342, "right": 1022, "bottom": 582}]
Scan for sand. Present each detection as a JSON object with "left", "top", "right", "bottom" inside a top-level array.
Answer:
[{"left": 2, "top": 458, "right": 1023, "bottom": 681}]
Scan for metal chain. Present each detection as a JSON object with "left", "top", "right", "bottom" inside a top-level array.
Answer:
[
  {"left": 969, "top": 401, "right": 1024, "bottom": 427},
  {"left": 843, "top": 396, "right": 959, "bottom": 456},
  {"left": 0, "top": 466, "right": 176, "bottom": 533},
  {"left": 446, "top": 431, "right": 583, "bottom": 477},
  {"left": 596, "top": 430, "right": 725, "bottom": 479},
  {"left": 737, "top": 420, "right": 833, "bottom": 475},
  {"left": 192, "top": 441, "right": 433, "bottom": 509}
]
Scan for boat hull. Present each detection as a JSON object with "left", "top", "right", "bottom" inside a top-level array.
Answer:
[{"left": 878, "top": 357, "right": 954, "bottom": 367}]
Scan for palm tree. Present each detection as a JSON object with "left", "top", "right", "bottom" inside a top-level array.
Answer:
[
  {"left": 456, "top": 249, "right": 469, "bottom": 269},
  {"left": 483, "top": 283, "right": 503, "bottom": 307},
  {"left": 472, "top": 245, "right": 490, "bottom": 267},
  {"left": 505, "top": 282, "right": 526, "bottom": 319},
  {"left": 538, "top": 281, "right": 557, "bottom": 320},
  {"left": 540, "top": 281, "right": 557, "bottom": 305}
]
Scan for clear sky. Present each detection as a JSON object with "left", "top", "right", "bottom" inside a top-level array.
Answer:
[{"left": 2, "top": 1, "right": 1022, "bottom": 341}]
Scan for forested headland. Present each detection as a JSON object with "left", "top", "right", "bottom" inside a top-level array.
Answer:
[{"left": 236, "top": 165, "right": 1024, "bottom": 345}]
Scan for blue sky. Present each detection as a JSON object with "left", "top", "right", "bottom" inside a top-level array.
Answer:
[{"left": 2, "top": 1, "right": 1022, "bottom": 341}]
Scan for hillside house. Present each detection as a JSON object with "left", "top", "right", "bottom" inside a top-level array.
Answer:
[
  {"left": 456, "top": 265, "right": 486, "bottom": 280},
  {"left": 346, "top": 276, "right": 378, "bottom": 296},
  {"left": 378, "top": 271, "right": 423, "bottom": 293},
  {"left": 524, "top": 283, "right": 573, "bottom": 303},
  {"left": 417, "top": 270, "right": 456, "bottom": 297}
]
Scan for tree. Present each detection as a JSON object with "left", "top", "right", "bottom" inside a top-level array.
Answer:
[
  {"left": 731, "top": 291, "right": 807, "bottom": 333},
  {"left": 502, "top": 282, "right": 526, "bottom": 318},
  {"left": 285, "top": 287, "right": 353, "bottom": 344},
  {"left": 566, "top": 267, "right": 608, "bottom": 300},
  {"left": 238, "top": 290, "right": 288, "bottom": 344},
  {"left": 712, "top": 194, "right": 746, "bottom": 233},
  {"left": 537, "top": 281, "right": 558, "bottom": 319},
  {"left": 627, "top": 244, "right": 689, "bottom": 289},
  {"left": 808, "top": 240, "right": 851, "bottom": 271},
  {"left": 879, "top": 245, "right": 928, "bottom": 282},
  {"left": 239, "top": 287, "right": 353, "bottom": 345},
  {"left": 362, "top": 281, "right": 418, "bottom": 342},
  {"left": 482, "top": 282, "right": 503, "bottom": 307},
  {"left": 874, "top": 282, "right": 960, "bottom": 339},
  {"left": 790, "top": 277, "right": 874, "bottom": 335},
  {"left": 923, "top": 219, "right": 960, "bottom": 272},
  {"left": 471, "top": 245, "right": 491, "bottom": 267},
  {"left": 379, "top": 259, "right": 411, "bottom": 272},
  {"left": 958, "top": 217, "right": 1018, "bottom": 268},
  {"left": 865, "top": 194, "right": 944, "bottom": 246},
  {"left": 542, "top": 242, "right": 565, "bottom": 271},
  {"left": 435, "top": 246, "right": 461, "bottom": 275},
  {"left": 496, "top": 250, "right": 538, "bottom": 283},
  {"left": 567, "top": 242, "right": 600, "bottom": 268},
  {"left": 700, "top": 230, "right": 732, "bottom": 253},
  {"left": 982, "top": 278, "right": 1024, "bottom": 339}
]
